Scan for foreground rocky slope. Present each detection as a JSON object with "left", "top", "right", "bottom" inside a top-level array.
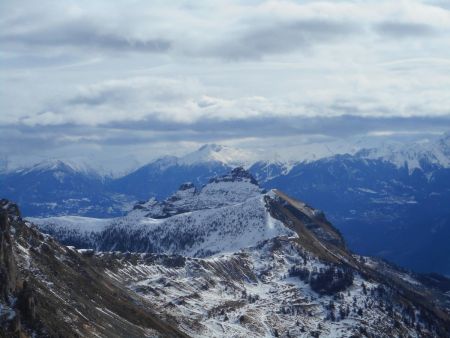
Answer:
[
  {"left": 0, "top": 199, "right": 186, "bottom": 337},
  {"left": 26, "top": 169, "right": 450, "bottom": 337}
]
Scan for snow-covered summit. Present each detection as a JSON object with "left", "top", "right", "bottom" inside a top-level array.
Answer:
[
  {"left": 178, "top": 144, "right": 256, "bottom": 167},
  {"left": 131, "top": 167, "right": 262, "bottom": 218},
  {"left": 133, "top": 144, "right": 257, "bottom": 175}
]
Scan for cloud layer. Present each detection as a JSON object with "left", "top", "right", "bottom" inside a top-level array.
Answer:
[{"left": 1, "top": 0, "right": 450, "bottom": 170}]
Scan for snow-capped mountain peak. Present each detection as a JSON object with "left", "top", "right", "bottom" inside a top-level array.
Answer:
[
  {"left": 356, "top": 133, "right": 450, "bottom": 172},
  {"left": 179, "top": 143, "right": 256, "bottom": 167}
]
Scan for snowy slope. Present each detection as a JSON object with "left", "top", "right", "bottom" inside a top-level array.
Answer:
[
  {"left": 29, "top": 215, "right": 110, "bottom": 233},
  {"left": 104, "top": 194, "right": 295, "bottom": 256},
  {"left": 101, "top": 235, "right": 450, "bottom": 338},
  {"left": 12, "top": 159, "right": 100, "bottom": 178}
]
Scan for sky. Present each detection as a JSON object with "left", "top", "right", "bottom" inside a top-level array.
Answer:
[{"left": 1, "top": 0, "right": 450, "bottom": 173}]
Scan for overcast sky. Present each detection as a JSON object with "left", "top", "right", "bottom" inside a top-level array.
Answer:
[{"left": 1, "top": 0, "right": 450, "bottom": 172}]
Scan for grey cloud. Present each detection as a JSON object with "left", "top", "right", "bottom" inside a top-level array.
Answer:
[
  {"left": 0, "top": 18, "right": 171, "bottom": 53},
  {"left": 2, "top": 114, "right": 449, "bottom": 171},
  {"left": 213, "top": 19, "right": 358, "bottom": 60},
  {"left": 6, "top": 115, "right": 450, "bottom": 149},
  {"left": 426, "top": 0, "right": 450, "bottom": 11},
  {"left": 375, "top": 21, "right": 436, "bottom": 38},
  {"left": 1, "top": 15, "right": 356, "bottom": 60},
  {"left": 67, "top": 81, "right": 185, "bottom": 108},
  {"left": 67, "top": 88, "right": 126, "bottom": 107}
]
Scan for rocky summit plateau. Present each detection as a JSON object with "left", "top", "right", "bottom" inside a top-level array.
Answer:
[{"left": 2, "top": 169, "right": 450, "bottom": 337}]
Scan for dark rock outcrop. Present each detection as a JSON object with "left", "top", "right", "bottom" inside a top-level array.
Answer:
[
  {"left": 209, "top": 167, "right": 258, "bottom": 185},
  {"left": 0, "top": 209, "right": 17, "bottom": 302}
]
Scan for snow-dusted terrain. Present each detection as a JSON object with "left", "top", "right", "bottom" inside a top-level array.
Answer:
[
  {"left": 103, "top": 240, "right": 427, "bottom": 338},
  {"left": 6, "top": 168, "right": 450, "bottom": 337},
  {"left": 12, "top": 159, "right": 100, "bottom": 178}
]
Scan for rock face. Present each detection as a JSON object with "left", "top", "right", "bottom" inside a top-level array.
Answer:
[{"left": 209, "top": 166, "right": 259, "bottom": 185}]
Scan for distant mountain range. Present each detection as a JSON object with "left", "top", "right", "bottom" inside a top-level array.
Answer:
[
  {"left": 1, "top": 134, "right": 450, "bottom": 275},
  {"left": 0, "top": 159, "right": 133, "bottom": 217}
]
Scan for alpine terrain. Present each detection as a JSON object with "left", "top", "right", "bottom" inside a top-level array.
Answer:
[{"left": 8, "top": 168, "right": 449, "bottom": 337}]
